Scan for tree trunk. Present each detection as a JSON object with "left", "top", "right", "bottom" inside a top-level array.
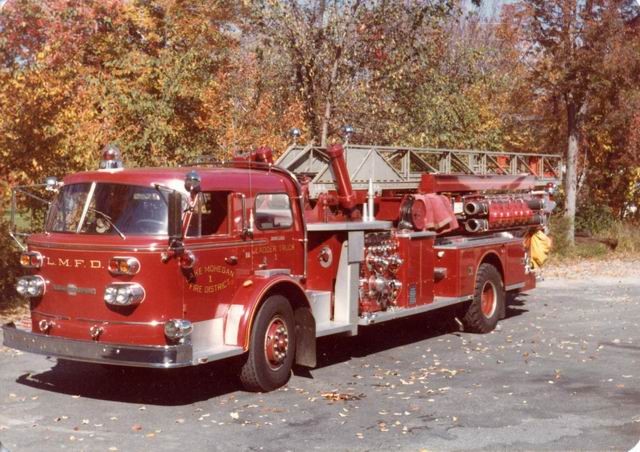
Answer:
[
  {"left": 320, "top": 100, "right": 330, "bottom": 147},
  {"left": 564, "top": 99, "right": 579, "bottom": 246},
  {"left": 320, "top": 55, "right": 340, "bottom": 147}
]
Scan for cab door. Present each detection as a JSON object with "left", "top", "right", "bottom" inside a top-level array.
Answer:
[
  {"left": 248, "top": 191, "right": 304, "bottom": 277},
  {"left": 181, "top": 191, "right": 241, "bottom": 322}
]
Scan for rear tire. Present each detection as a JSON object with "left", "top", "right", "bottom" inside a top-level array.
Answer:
[
  {"left": 462, "top": 263, "right": 504, "bottom": 333},
  {"left": 239, "top": 295, "right": 295, "bottom": 392}
]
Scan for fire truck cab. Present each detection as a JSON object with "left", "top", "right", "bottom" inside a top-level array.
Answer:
[{"left": 3, "top": 142, "right": 559, "bottom": 392}]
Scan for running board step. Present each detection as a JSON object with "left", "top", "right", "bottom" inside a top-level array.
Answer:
[
  {"left": 358, "top": 295, "right": 472, "bottom": 326},
  {"left": 193, "top": 345, "right": 244, "bottom": 364},
  {"left": 315, "top": 321, "right": 355, "bottom": 338}
]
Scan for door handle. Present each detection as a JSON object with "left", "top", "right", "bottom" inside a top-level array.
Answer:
[{"left": 225, "top": 255, "right": 238, "bottom": 265}]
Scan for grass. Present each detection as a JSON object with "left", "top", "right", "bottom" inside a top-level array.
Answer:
[{"left": 548, "top": 219, "right": 640, "bottom": 262}]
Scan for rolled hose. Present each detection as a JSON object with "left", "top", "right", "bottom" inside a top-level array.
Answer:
[{"left": 463, "top": 214, "right": 544, "bottom": 233}]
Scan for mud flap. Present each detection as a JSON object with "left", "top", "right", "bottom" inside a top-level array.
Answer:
[
  {"left": 500, "top": 289, "right": 510, "bottom": 319},
  {"left": 294, "top": 307, "right": 316, "bottom": 368}
]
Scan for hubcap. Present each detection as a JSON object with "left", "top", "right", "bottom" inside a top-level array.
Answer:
[
  {"left": 481, "top": 281, "right": 497, "bottom": 318},
  {"left": 264, "top": 316, "right": 289, "bottom": 370}
]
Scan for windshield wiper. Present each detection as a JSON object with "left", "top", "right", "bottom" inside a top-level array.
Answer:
[{"left": 89, "top": 208, "right": 126, "bottom": 240}]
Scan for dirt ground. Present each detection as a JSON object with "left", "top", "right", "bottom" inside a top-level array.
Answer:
[{"left": 544, "top": 254, "right": 640, "bottom": 279}]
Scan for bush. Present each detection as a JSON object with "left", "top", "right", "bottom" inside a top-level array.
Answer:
[
  {"left": 0, "top": 220, "right": 22, "bottom": 311},
  {"left": 574, "top": 202, "right": 616, "bottom": 235},
  {"left": 611, "top": 221, "right": 640, "bottom": 254},
  {"left": 548, "top": 211, "right": 640, "bottom": 260}
]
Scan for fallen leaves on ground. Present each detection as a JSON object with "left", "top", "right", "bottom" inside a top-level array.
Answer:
[{"left": 321, "top": 391, "right": 364, "bottom": 402}]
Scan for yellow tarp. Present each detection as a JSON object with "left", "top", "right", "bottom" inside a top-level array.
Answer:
[{"left": 530, "top": 230, "right": 552, "bottom": 269}]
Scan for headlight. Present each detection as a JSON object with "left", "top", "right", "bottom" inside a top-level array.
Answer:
[
  {"left": 103, "top": 283, "right": 145, "bottom": 306},
  {"left": 20, "top": 251, "right": 43, "bottom": 268},
  {"left": 16, "top": 276, "right": 45, "bottom": 297},
  {"left": 16, "top": 278, "right": 29, "bottom": 296},
  {"left": 108, "top": 257, "right": 141, "bottom": 276},
  {"left": 164, "top": 319, "right": 193, "bottom": 340}
]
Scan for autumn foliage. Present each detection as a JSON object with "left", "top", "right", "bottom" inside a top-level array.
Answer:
[{"left": 0, "top": 0, "right": 639, "bottom": 228}]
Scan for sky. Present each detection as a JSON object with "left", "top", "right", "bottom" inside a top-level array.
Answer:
[{"left": 463, "top": 0, "right": 515, "bottom": 18}]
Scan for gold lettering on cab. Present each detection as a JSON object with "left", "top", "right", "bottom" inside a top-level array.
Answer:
[
  {"left": 189, "top": 264, "right": 236, "bottom": 294},
  {"left": 252, "top": 243, "right": 295, "bottom": 254},
  {"left": 46, "top": 257, "right": 103, "bottom": 269}
]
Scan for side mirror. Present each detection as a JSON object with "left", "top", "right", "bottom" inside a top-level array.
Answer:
[
  {"left": 168, "top": 191, "right": 183, "bottom": 241},
  {"left": 44, "top": 176, "right": 59, "bottom": 192}
]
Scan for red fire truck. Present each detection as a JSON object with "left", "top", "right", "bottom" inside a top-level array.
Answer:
[{"left": 3, "top": 138, "right": 560, "bottom": 392}]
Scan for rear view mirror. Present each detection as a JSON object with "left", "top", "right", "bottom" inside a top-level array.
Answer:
[{"left": 168, "top": 191, "right": 183, "bottom": 241}]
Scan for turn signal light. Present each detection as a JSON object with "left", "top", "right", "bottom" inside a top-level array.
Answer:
[
  {"left": 104, "top": 283, "right": 145, "bottom": 306},
  {"left": 164, "top": 319, "right": 193, "bottom": 340},
  {"left": 20, "top": 251, "right": 43, "bottom": 268},
  {"left": 108, "top": 257, "right": 141, "bottom": 275}
]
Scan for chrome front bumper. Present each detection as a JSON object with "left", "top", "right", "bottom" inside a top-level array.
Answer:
[{"left": 2, "top": 322, "right": 193, "bottom": 368}]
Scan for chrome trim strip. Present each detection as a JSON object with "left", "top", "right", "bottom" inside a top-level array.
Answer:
[
  {"left": 27, "top": 239, "right": 268, "bottom": 252},
  {"left": 185, "top": 239, "right": 268, "bottom": 251},
  {"left": 358, "top": 295, "right": 473, "bottom": 326},
  {"left": 32, "top": 311, "right": 163, "bottom": 326},
  {"left": 505, "top": 282, "right": 526, "bottom": 291},
  {"left": 28, "top": 242, "right": 167, "bottom": 252},
  {"left": 396, "top": 231, "right": 437, "bottom": 238},
  {"left": 31, "top": 311, "right": 71, "bottom": 321},
  {"left": 76, "top": 182, "right": 96, "bottom": 234},
  {"left": 307, "top": 220, "right": 393, "bottom": 231},
  {"left": 75, "top": 317, "right": 162, "bottom": 326},
  {"left": 434, "top": 236, "right": 521, "bottom": 250}
]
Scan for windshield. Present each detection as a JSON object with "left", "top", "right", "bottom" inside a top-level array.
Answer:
[{"left": 46, "top": 183, "right": 168, "bottom": 235}]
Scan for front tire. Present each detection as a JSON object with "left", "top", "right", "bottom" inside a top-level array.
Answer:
[
  {"left": 462, "top": 263, "right": 504, "bottom": 333},
  {"left": 239, "top": 295, "right": 296, "bottom": 392}
]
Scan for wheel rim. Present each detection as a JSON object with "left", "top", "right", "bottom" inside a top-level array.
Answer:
[
  {"left": 264, "top": 316, "right": 289, "bottom": 371},
  {"left": 481, "top": 281, "right": 497, "bottom": 318}
]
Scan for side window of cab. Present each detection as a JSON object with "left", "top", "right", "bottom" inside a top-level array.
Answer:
[
  {"left": 187, "top": 191, "right": 231, "bottom": 237},
  {"left": 254, "top": 193, "right": 293, "bottom": 230}
]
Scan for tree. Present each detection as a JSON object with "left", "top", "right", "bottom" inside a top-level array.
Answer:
[
  {"left": 517, "top": 0, "right": 639, "bottom": 244},
  {"left": 383, "top": 12, "right": 518, "bottom": 150},
  {"left": 250, "top": 0, "right": 457, "bottom": 146},
  {"left": 578, "top": 4, "right": 640, "bottom": 217}
]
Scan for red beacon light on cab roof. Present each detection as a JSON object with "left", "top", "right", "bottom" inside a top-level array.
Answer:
[
  {"left": 99, "top": 144, "right": 124, "bottom": 170},
  {"left": 232, "top": 146, "right": 275, "bottom": 165}
]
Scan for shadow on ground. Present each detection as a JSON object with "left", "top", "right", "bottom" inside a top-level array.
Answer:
[{"left": 15, "top": 295, "right": 530, "bottom": 405}]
